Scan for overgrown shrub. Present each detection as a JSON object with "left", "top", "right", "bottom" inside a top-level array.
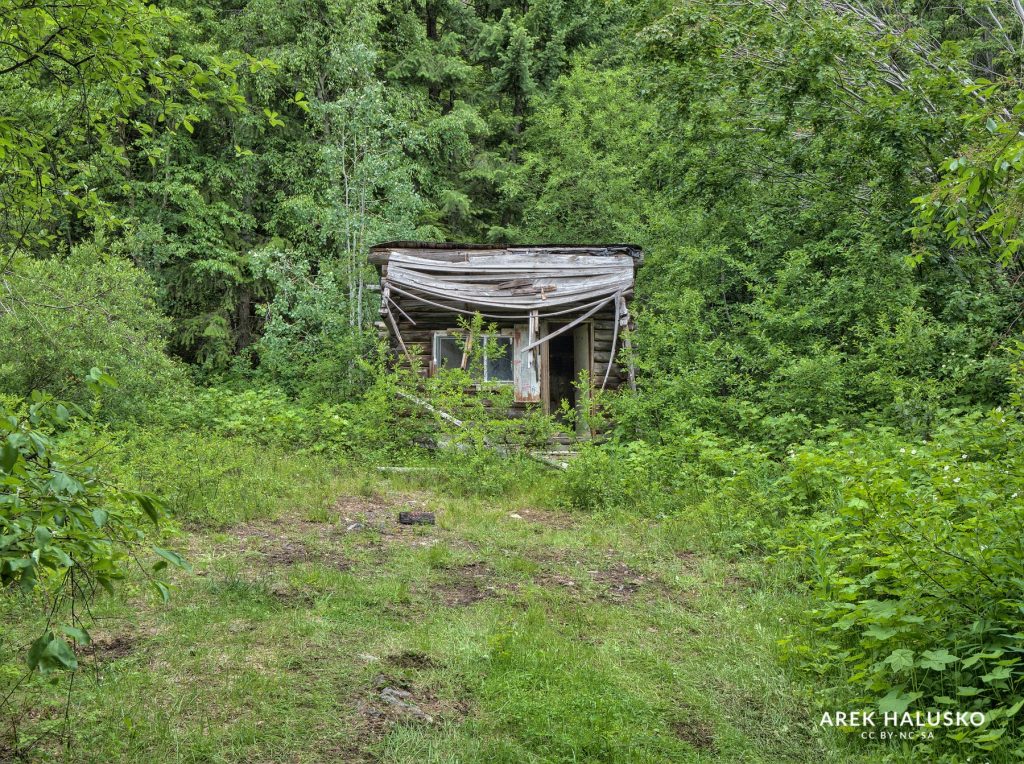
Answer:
[
  {"left": 0, "top": 382, "right": 184, "bottom": 680},
  {"left": 571, "top": 392, "right": 1024, "bottom": 758},
  {"left": 104, "top": 427, "right": 352, "bottom": 527},
  {"left": 160, "top": 365, "right": 430, "bottom": 459},
  {"left": 0, "top": 252, "right": 186, "bottom": 421},
  {"left": 171, "top": 386, "right": 354, "bottom": 452},
  {"left": 775, "top": 411, "right": 1024, "bottom": 759},
  {"left": 559, "top": 417, "right": 785, "bottom": 551}
]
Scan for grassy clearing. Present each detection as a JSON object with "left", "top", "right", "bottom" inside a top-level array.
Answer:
[{"left": 2, "top": 437, "right": 875, "bottom": 763}]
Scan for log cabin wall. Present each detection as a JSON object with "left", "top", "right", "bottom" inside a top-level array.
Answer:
[{"left": 369, "top": 242, "right": 641, "bottom": 417}]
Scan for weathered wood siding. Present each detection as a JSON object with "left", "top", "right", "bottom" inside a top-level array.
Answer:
[{"left": 382, "top": 302, "right": 627, "bottom": 402}]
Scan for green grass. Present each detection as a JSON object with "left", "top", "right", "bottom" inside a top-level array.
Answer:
[{"left": 0, "top": 434, "right": 877, "bottom": 763}]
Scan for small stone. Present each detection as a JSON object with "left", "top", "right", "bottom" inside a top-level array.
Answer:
[
  {"left": 509, "top": 513, "right": 523, "bottom": 520},
  {"left": 379, "top": 687, "right": 434, "bottom": 723},
  {"left": 346, "top": 522, "right": 366, "bottom": 532}
]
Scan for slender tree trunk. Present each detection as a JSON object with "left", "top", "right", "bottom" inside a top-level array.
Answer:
[{"left": 425, "top": 2, "right": 441, "bottom": 102}]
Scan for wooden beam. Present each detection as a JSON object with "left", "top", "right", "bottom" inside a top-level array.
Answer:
[
  {"left": 386, "top": 294, "right": 417, "bottom": 326},
  {"left": 383, "top": 297, "right": 414, "bottom": 365},
  {"left": 520, "top": 296, "right": 614, "bottom": 353},
  {"left": 600, "top": 292, "right": 623, "bottom": 392}
]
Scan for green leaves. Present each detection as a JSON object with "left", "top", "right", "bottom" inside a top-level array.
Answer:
[
  {"left": 878, "top": 689, "right": 923, "bottom": 715},
  {"left": 153, "top": 546, "right": 191, "bottom": 572},
  {"left": 864, "top": 624, "right": 898, "bottom": 641},
  {"left": 27, "top": 632, "right": 78, "bottom": 673},
  {"left": 918, "top": 649, "right": 958, "bottom": 671},
  {"left": 0, "top": 391, "right": 180, "bottom": 674},
  {"left": 85, "top": 367, "right": 118, "bottom": 395},
  {"left": 61, "top": 625, "right": 91, "bottom": 645},
  {"left": 152, "top": 580, "right": 171, "bottom": 603},
  {"left": 914, "top": 87, "right": 1024, "bottom": 267},
  {"left": 884, "top": 648, "right": 914, "bottom": 672},
  {"left": 981, "top": 666, "right": 1014, "bottom": 684},
  {"left": 776, "top": 411, "right": 1024, "bottom": 756},
  {"left": 33, "top": 526, "right": 51, "bottom": 548},
  {"left": 134, "top": 493, "right": 162, "bottom": 525},
  {"left": 0, "top": 437, "right": 18, "bottom": 473}
]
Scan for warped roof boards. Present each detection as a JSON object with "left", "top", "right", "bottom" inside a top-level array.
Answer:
[
  {"left": 368, "top": 242, "right": 642, "bottom": 315},
  {"left": 369, "top": 242, "right": 643, "bottom": 409}
]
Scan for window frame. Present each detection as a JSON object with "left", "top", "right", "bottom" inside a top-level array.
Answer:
[{"left": 432, "top": 330, "right": 514, "bottom": 384}]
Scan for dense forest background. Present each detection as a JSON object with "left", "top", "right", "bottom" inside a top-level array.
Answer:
[
  {"left": 3, "top": 0, "right": 1024, "bottom": 760},
  {"left": 8, "top": 0, "right": 1023, "bottom": 432}
]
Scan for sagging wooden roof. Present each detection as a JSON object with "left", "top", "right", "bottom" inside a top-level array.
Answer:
[{"left": 369, "top": 242, "right": 642, "bottom": 316}]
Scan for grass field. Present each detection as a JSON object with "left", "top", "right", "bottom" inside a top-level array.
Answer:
[{"left": 2, "top": 448, "right": 873, "bottom": 763}]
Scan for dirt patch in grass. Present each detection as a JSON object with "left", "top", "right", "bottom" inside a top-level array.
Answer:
[
  {"left": 723, "top": 573, "right": 757, "bottom": 591},
  {"left": 332, "top": 493, "right": 453, "bottom": 549},
  {"left": 590, "top": 562, "right": 656, "bottom": 602},
  {"left": 358, "top": 673, "right": 470, "bottom": 733},
  {"left": 522, "top": 544, "right": 576, "bottom": 567},
  {"left": 267, "top": 580, "right": 316, "bottom": 607},
  {"left": 346, "top": 672, "right": 472, "bottom": 757},
  {"left": 262, "top": 540, "right": 312, "bottom": 566},
  {"left": 226, "top": 521, "right": 352, "bottom": 570},
  {"left": 333, "top": 494, "right": 404, "bottom": 526},
  {"left": 532, "top": 569, "right": 584, "bottom": 594},
  {"left": 522, "top": 547, "right": 590, "bottom": 596},
  {"left": 334, "top": 493, "right": 430, "bottom": 529},
  {"left": 670, "top": 718, "right": 717, "bottom": 752},
  {"left": 431, "top": 560, "right": 514, "bottom": 607},
  {"left": 80, "top": 634, "right": 137, "bottom": 661},
  {"left": 436, "top": 561, "right": 491, "bottom": 606}
]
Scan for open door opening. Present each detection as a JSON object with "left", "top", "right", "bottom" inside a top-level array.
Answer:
[
  {"left": 544, "top": 322, "right": 592, "bottom": 430},
  {"left": 547, "top": 328, "right": 576, "bottom": 419}
]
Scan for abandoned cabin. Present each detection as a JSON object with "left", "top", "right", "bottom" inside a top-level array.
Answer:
[{"left": 369, "top": 242, "right": 642, "bottom": 419}]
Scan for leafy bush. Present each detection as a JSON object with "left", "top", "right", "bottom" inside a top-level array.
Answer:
[
  {"left": 0, "top": 252, "right": 187, "bottom": 421},
  {"left": 171, "top": 386, "right": 355, "bottom": 452},
  {"left": 776, "top": 411, "right": 1024, "bottom": 758},
  {"left": 249, "top": 248, "right": 383, "bottom": 404},
  {"left": 560, "top": 417, "right": 783, "bottom": 551},
  {"left": 0, "top": 382, "right": 184, "bottom": 676}
]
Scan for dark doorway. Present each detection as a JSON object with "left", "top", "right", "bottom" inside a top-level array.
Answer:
[{"left": 547, "top": 328, "right": 575, "bottom": 418}]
